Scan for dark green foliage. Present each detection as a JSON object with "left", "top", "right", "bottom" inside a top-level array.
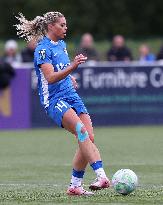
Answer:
[{"left": 1, "top": 0, "right": 163, "bottom": 41}]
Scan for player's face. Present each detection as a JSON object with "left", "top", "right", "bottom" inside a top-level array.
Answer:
[{"left": 49, "top": 17, "right": 67, "bottom": 41}]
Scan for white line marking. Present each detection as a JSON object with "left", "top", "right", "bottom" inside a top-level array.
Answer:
[
  {"left": 0, "top": 184, "right": 162, "bottom": 188},
  {"left": 0, "top": 183, "right": 66, "bottom": 187}
]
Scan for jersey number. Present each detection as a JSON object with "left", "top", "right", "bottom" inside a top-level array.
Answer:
[{"left": 55, "top": 101, "right": 67, "bottom": 112}]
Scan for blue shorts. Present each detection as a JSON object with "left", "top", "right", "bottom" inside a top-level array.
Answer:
[{"left": 46, "top": 95, "right": 88, "bottom": 127}]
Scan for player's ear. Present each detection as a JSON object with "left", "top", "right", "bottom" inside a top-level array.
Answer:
[{"left": 47, "top": 23, "right": 54, "bottom": 31}]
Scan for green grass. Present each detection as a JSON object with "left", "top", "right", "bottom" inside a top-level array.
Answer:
[{"left": 0, "top": 126, "right": 163, "bottom": 204}]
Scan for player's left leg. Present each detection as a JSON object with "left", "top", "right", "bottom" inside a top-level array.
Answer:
[
  {"left": 73, "top": 113, "right": 110, "bottom": 191},
  {"left": 71, "top": 113, "right": 93, "bottom": 172},
  {"left": 67, "top": 114, "right": 93, "bottom": 193},
  {"left": 62, "top": 108, "right": 99, "bottom": 196}
]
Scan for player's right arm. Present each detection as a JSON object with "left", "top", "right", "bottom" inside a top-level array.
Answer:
[
  {"left": 35, "top": 45, "right": 87, "bottom": 84},
  {"left": 41, "top": 54, "right": 87, "bottom": 84}
]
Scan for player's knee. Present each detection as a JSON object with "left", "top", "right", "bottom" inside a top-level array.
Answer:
[{"left": 75, "top": 122, "right": 89, "bottom": 142}]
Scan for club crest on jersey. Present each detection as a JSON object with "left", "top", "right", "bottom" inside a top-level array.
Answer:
[{"left": 39, "top": 49, "right": 46, "bottom": 60}]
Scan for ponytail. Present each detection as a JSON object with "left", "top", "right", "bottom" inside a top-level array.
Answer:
[{"left": 15, "top": 11, "right": 64, "bottom": 42}]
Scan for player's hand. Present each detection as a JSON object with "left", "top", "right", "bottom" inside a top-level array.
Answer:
[
  {"left": 72, "top": 54, "right": 87, "bottom": 68},
  {"left": 70, "top": 75, "right": 78, "bottom": 89}
]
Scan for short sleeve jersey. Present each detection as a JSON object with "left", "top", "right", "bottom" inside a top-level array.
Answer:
[{"left": 34, "top": 36, "right": 74, "bottom": 108}]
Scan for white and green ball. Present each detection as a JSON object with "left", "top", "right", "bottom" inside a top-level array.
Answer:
[{"left": 112, "top": 169, "right": 138, "bottom": 195}]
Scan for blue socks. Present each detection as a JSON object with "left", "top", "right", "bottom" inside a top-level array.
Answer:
[
  {"left": 70, "top": 161, "right": 106, "bottom": 188},
  {"left": 70, "top": 169, "right": 85, "bottom": 188},
  {"left": 91, "top": 160, "right": 103, "bottom": 170},
  {"left": 72, "top": 169, "right": 85, "bottom": 178},
  {"left": 91, "top": 161, "right": 107, "bottom": 179}
]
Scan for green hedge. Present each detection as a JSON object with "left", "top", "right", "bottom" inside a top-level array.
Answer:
[{"left": 1, "top": 0, "right": 163, "bottom": 40}]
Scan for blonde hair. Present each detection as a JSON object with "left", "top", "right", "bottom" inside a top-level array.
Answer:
[{"left": 15, "top": 11, "right": 64, "bottom": 42}]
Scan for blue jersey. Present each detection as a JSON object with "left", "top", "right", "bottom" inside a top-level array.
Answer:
[{"left": 34, "top": 36, "right": 74, "bottom": 109}]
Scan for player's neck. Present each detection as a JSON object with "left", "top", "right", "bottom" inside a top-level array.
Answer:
[{"left": 46, "top": 34, "right": 58, "bottom": 43}]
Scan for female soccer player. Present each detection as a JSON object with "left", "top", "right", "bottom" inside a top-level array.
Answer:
[{"left": 15, "top": 11, "right": 110, "bottom": 196}]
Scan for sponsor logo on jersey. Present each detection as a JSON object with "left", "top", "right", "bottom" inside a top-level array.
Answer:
[{"left": 56, "top": 63, "right": 70, "bottom": 71}]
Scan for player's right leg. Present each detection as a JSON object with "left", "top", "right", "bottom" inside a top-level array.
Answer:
[
  {"left": 47, "top": 100, "right": 109, "bottom": 195},
  {"left": 62, "top": 108, "right": 102, "bottom": 167},
  {"left": 62, "top": 108, "right": 110, "bottom": 195},
  {"left": 47, "top": 100, "right": 93, "bottom": 195},
  {"left": 62, "top": 108, "right": 98, "bottom": 196},
  {"left": 78, "top": 113, "right": 110, "bottom": 191},
  {"left": 69, "top": 95, "right": 110, "bottom": 190}
]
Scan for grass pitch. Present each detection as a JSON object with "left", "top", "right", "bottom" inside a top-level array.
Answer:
[{"left": 0, "top": 126, "right": 163, "bottom": 204}]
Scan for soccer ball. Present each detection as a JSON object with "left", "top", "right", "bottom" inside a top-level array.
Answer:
[{"left": 112, "top": 169, "right": 138, "bottom": 195}]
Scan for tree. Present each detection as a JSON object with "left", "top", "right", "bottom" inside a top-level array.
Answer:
[{"left": 0, "top": 0, "right": 163, "bottom": 40}]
